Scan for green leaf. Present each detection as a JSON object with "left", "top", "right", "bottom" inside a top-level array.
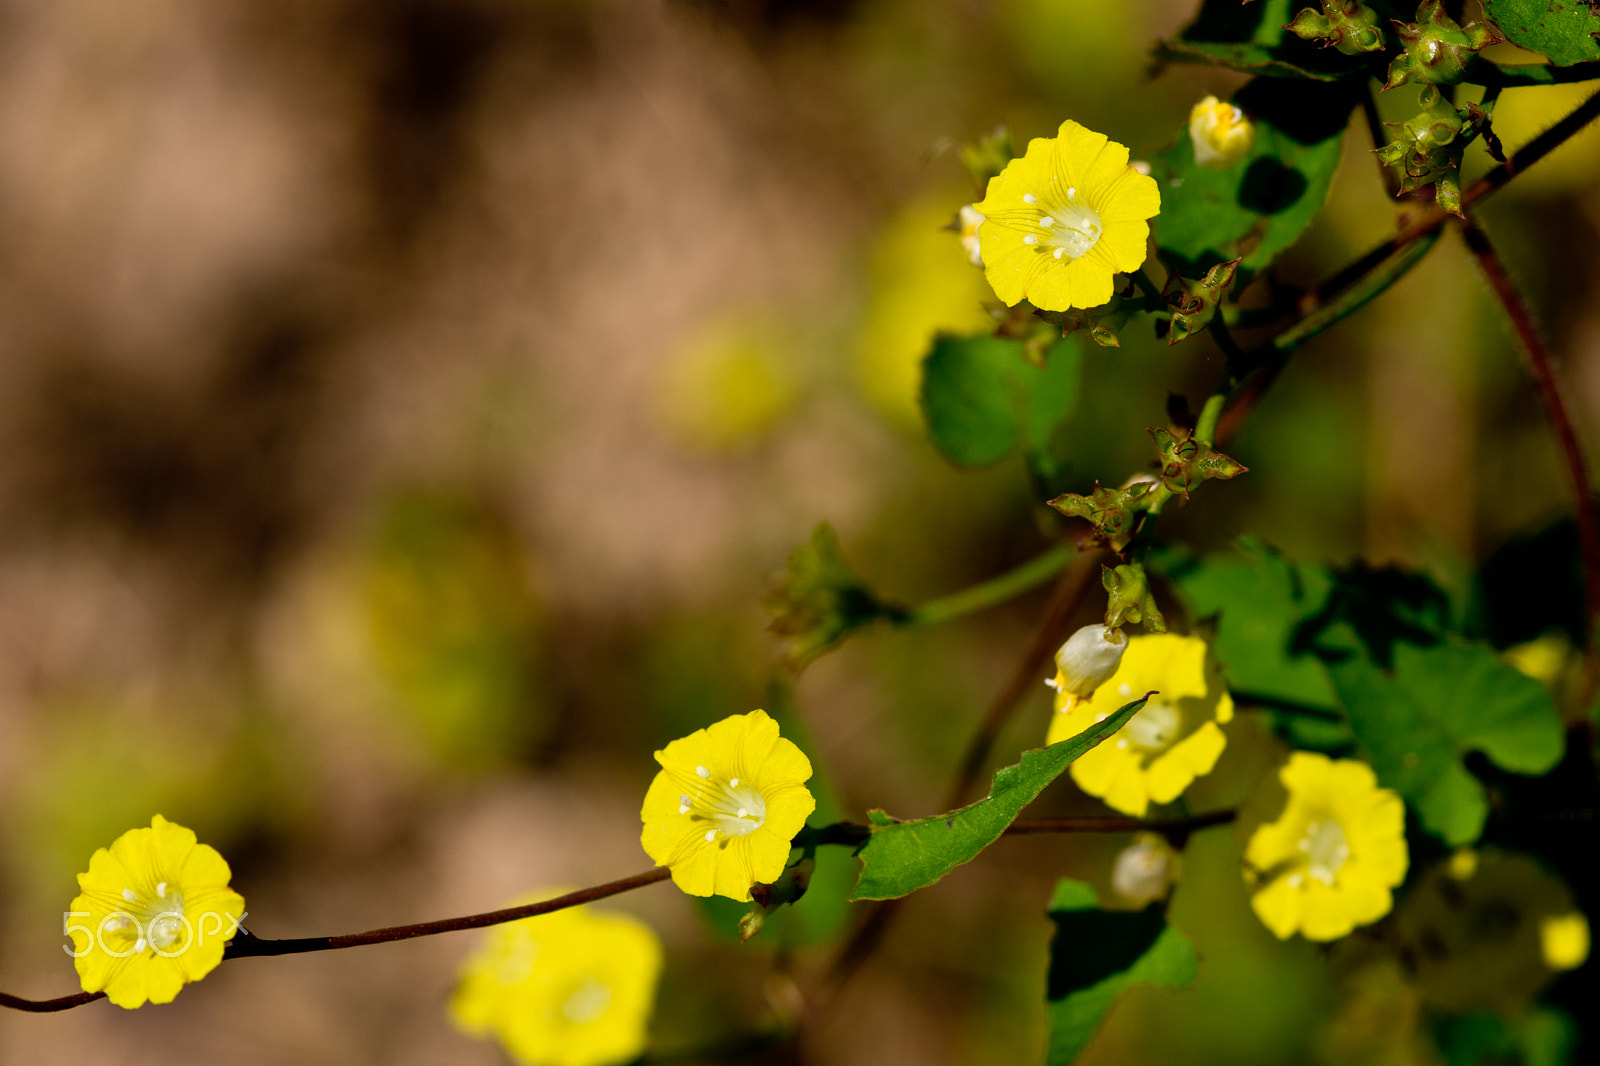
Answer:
[
  {"left": 919, "top": 332, "right": 1082, "bottom": 471},
  {"left": 1483, "top": 0, "right": 1600, "bottom": 66},
  {"left": 1152, "top": 77, "right": 1358, "bottom": 283},
  {"left": 1044, "top": 878, "right": 1198, "bottom": 1066},
  {"left": 1314, "top": 628, "right": 1565, "bottom": 845},
  {"left": 848, "top": 696, "right": 1147, "bottom": 901},
  {"left": 1156, "top": 541, "right": 1349, "bottom": 750}
]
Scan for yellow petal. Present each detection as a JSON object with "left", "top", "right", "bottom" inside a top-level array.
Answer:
[{"left": 1250, "top": 876, "right": 1304, "bottom": 940}]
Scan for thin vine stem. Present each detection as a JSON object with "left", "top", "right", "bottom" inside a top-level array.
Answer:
[
  {"left": 903, "top": 541, "right": 1077, "bottom": 628},
  {"left": 1459, "top": 216, "right": 1600, "bottom": 704}
]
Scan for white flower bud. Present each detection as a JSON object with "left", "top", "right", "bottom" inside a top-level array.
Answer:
[
  {"left": 1112, "top": 834, "right": 1179, "bottom": 906},
  {"left": 958, "top": 205, "right": 985, "bottom": 267},
  {"left": 1189, "top": 95, "right": 1254, "bottom": 170},
  {"left": 1051, "top": 624, "right": 1127, "bottom": 698}
]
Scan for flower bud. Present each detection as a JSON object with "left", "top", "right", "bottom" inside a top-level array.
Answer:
[
  {"left": 958, "top": 205, "right": 985, "bottom": 267},
  {"left": 1188, "top": 96, "right": 1254, "bottom": 170},
  {"left": 1048, "top": 624, "right": 1128, "bottom": 700},
  {"left": 1112, "top": 834, "right": 1180, "bottom": 906}
]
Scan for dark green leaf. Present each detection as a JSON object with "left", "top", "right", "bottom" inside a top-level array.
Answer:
[
  {"left": 919, "top": 332, "right": 1082, "bottom": 471},
  {"left": 1044, "top": 878, "right": 1198, "bottom": 1066},
  {"left": 1152, "top": 78, "right": 1359, "bottom": 283},
  {"left": 1156, "top": 541, "right": 1347, "bottom": 749},
  {"left": 1483, "top": 0, "right": 1600, "bottom": 66},
  {"left": 848, "top": 696, "right": 1147, "bottom": 901},
  {"left": 1314, "top": 627, "right": 1565, "bottom": 845}
]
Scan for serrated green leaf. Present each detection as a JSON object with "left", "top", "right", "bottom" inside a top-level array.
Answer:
[
  {"left": 1484, "top": 0, "right": 1600, "bottom": 66},
  {"left": 1318, "top": 629, "right": 1564, "bottom": 845},
  {"left": 919, "top": 332, "right": 1082, "bottom": 472},
  {"left": 848, "top": 696, "right": 1147, "bottom": 901},
  {"left": 1152, "top": 77, "right": 1357, "bottom": 283},
  {"left": 1044, "top": 878, "right": 1198, "bottom": 1066}
]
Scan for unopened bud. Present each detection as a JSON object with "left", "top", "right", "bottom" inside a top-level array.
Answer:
[
  {"left": 958, "top": 205, "right": 985, "bottom": 267},
  {"left": 1049, "top": 624, "right": 1128, "bottom": 699},
  {"left": 1189, "top": 96, "right": 1255, "bottom": 170},
  {"left": 1112, "top": 834, "right": 1180, "bottom": 906}
]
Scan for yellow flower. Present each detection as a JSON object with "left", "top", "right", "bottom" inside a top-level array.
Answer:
[
  {"left": 1540, "top": 911, "right": 1590, "bottom": 971},
  {"left": 66, "top": 814, "right": 246, "bottom": 1008},
  {"left": 640, "top": 709, "right": 815, "bottom": 901},
  {"left": 972, "top": 119, "right": 1160, "bottom": 311},
  {"left": 450, "top": 895, "right": 663, "bottom": 1066},
  {"left": 1047, "top": 634, "right": 1233, "bottom": 817},
  {"left": 1188, "top": 95, "right": 1255, "bottom": 170},
  {"left": 1245, "top": 753, "right": 1408, "bottom": 942}
]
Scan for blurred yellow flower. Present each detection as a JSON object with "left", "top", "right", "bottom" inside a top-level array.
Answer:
[
  {"left": 1047, "top": 633, "right": 1232, "bottom": 817},
  {"left": 640, "top": 709, "right": 815, "bottom": 901},
  {"left": 1189, "top": 95, "right": 1255, "bottom": 170},
  {"left": 67, "top": 814, "right": 246, "bottom": 1009},
  {"left": 1245, "top": 753, "right": 1408, "bottom": 942},
  {"left": 1539, "top": 911, "right": 1590, "bottom": 971},
  {"left": 973, "top": 119, "right": 1159, "bottom": 311},
  {"left": 450, "top": 897, "right": 662, "bottom": 1066}
]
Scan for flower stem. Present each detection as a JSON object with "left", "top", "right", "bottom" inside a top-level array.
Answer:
[
  {"left": 0, "top": 990, "right": 105, "bottom": 1013},
  {"left": 223, "top": 868, "right": 672, "bottom": 960},
  {"left": 1460, "top": 217, "right": 1600, "bottom": 705},
  {"left": 903, "top": 541, "right": 1077, "bottom": 627}
]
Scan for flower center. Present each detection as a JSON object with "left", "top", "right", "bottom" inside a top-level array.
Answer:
[
  {"left": 1020, "top": 189, "right": 1103, "bottom": 261},
  {"left": 113, "top": 881, "right": 187, "bottom": 954},
  {"left": 560, "top": 976, "right": 613, "bottom": 1024},
  {"left": 681, "top": 769, "right": 767, "bottom": 843},
  {"left": 1122, "top": 699, "right": 1180, "bottom": 753},
  {"left": 1298, "top": 819, "right": 1350, "bottom": 884}
]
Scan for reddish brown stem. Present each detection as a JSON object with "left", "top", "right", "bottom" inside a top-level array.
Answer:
[
  {"left": 1460, "top": 218, "right": 1600, "bottom": 702},
  {"left": 943, "top": 548, "right": 1105, "bottom": 810},
  {"left": 0, "top": 990, "right": 106, "bottom": 1013}
]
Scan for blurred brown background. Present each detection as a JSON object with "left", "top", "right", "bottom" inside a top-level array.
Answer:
[{"left": 0, "top": 1, "right": 1597, "bottom": 1063}]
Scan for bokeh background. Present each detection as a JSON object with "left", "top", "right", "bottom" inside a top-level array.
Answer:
[{"left": 0, "top": 0, "right": 1597, "bottom": 1063}]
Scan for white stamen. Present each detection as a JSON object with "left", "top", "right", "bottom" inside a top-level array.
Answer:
[
  {"left": 133, "top": 937, "right": 147, "bottom": 954},
  {"left": 678, "top": 794, "right": 692, "bottom": 814},
  {"left": 157, "top": 882, "right": 167, "bottom": 898},
  {"left": 122, "top": 889, "right": 138, "bottom": 903},
  {"left": 1022, "top": 193, "right": 1037, "bottom": 204},
  {"left": 1067, "top": 187, "right": 1077, "bottom": 199},
  {"left": 704, "top": 829, "right": 716, "bottom": 842},
  {"left": 1287, "top": 873, "right": 1304, "bottom": 888},
  {"left": 1040, "top": 217, "right": 1055, "bottom": 228},
  {"left": 1023, "top": 234, "right": 1038, "bottom": 245},
  {"left": 1053, "top": 248, "right": 1064, "bottom": 259},
  {"left": 1124, "top": 700, "right": 1181, "bottom": 752},
  {"left": 1095, "top": 712, "right": 1108, "bottom": 723},
  {"left": 1118, "top": 683, "right": 1133, "bottom": 697},
  {"left": 696, "top": 765, "right": 709, "bottom": 779},
  {"left": 729, "top": 777, "right": 739, "bottom": 788},
  {"left": 737, "top": 808, "right": 748, "bottom": 817},
  {"left": 1116, "top": 738, "right": 1129, "bottom": 749}
]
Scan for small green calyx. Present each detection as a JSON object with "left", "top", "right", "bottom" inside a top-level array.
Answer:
[
  {"left": 741, "top": 855, "right": 815, "bottom": 942},
  {"left": 767, "top": 524, "right": 906, "bottom": 668},
  {"left": 1286, "top": 0, "right": 1386, "bottom": 55},
  {"left": 990, "top": 301, "right": 1069, "bottom": 366},
  {"left": 1374, "top": 86, "right": 1494, "bottom": 216},
  {"left": 1384, "top": 0, "right": 1502, "bottom": 90},
  {"left": 1103, "top": 562, "right": 1167, "bottom": 632},
  {"left": 1048, "top": 479, "right": 1157, "bottom": 551},
  {"left": 1148, "top": 427, "right": 1249, "bottom": 501},
  {"left": 1035, "top": 294, "right": 1136, "bottom": 349},
  {"left": 961, "top": 125, "right": 1016, "bottom": 190},
  {"left": 1163, "top": 258, "right": 1241, "bottom": 346}
]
